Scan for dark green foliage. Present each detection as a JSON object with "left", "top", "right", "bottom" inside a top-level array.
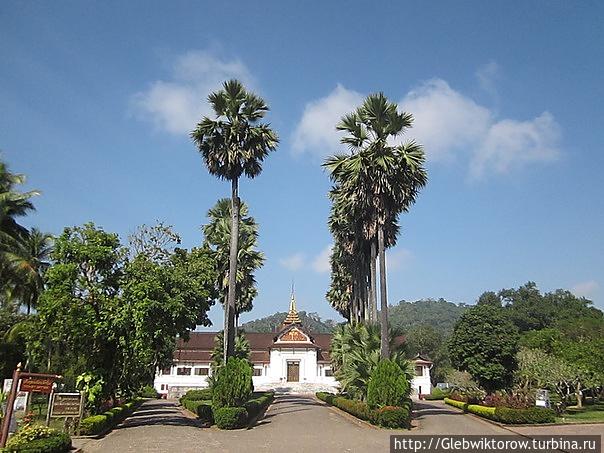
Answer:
[
  {"left": 213, "top": 407, "right": 248, "bottom": 429},
  {"left": 79, "top": 398, "right": 142, "bottom": 435},
  {"left": 243, "top": 392, "right": 274, "bottom": 419},
  {"left": 183, "top": 388, "right": 212, "bottom": 401},
  {"left": 424, "top": 388, "right": 449, "bottom": 400},
  {"left": 139, "top": 385, "right": 159, "bottom": 398},
  {"left": 316, "top": 392, "right": 411, "bottom": 428},
  {"left": 242, "top": 311, "right": 337, "bottom": 333},
  {"left": 448, "top": 304, "right": 519, "bottom": 392},
  {"left": 196, "top": 403, "right": 214, "bottom": 424},
  {"left": 211, "top": 357, "right": 253, "bottom": 409},
  {"left": 389, "top": 299, "right": 468, "bottom": 334},
  {"left": 372, "top": 405, "right": 411, "bottom": 428},
  {"left": 366, "top": 359, "right": 410, "bottom": 409},
  {"left": 4, "top": 431, "right": 71, "bottom": 453},
  {"left": 210, "top": 330, "right": 250, "bottom": 370}
]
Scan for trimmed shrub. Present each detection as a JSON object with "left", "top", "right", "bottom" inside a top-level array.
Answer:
[
  {"left": 79, "top": 398, "right": 142, "bottom": 435},
  {"left": 483, "top": 393, "right": 532, "bottom": 409},
  {"left": 5, "top": 426, "right": 71, "bottom": 453},
  {"left": 425, "top": 388, "right": 449, "bottom": 401},
  {"left": 366, "top": 359, "right": 410, "bottom": 409},
  {"left": 316, "top": 392, "right": 335, "bottom": 404},
  {"left": 79, "top": 415, "right": 108, "bottom": 435},
  {"left": 212, "top": 357, "right": 253, "bottom": 409},
  {"left": 372, "top": 405, "right": 411, "bottom": 428},
  {"left": 139, "top": 385, "right": 159, "bottom": 398},
  {"left": 183, "top": 388, "right": 212, "bottom": 401},
  {"left": 494, "top": 407, "right": 555, "bottom": 424},
  {"left": 213, "top": 407, "right": 248, "bottom": 429},
  {"left": 196, "top": 403, "right": 214, "bottom": 424},
  {"left": 467, "top": 404, "right": 496, "bottom": 420},
  {"left": 444, "top": 398, "right": 468, "bottom": 411}
]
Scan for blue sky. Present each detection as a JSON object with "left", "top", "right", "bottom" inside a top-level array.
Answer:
[{"left": 2, "top": 1, "right": 603, "bottom": 326}]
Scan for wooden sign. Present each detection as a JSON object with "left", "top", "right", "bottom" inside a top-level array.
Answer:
[
  {"left": 20, "top": 377, "right": 54, "bottom": 394},
  {"left": 50, "top": 393, "right": 83, "bottom": 417}
]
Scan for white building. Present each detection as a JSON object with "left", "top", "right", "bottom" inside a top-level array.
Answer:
[{"left": 154, "top": 295, "right": 432, "bottom": 397}]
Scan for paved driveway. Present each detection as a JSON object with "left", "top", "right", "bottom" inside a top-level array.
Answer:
[{"left": 75, "top": 397, "right": 603, "bottom": 452}]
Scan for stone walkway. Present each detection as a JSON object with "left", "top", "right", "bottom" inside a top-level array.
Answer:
[{"left": 75, "top": 397, "right": 603, "bottom": 452}]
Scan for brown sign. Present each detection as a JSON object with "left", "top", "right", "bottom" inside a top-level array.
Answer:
[
  {"left": 20, "top": 378, "right": 54, "bottom": 394},
  {"left": 50, "top": 393, "right": 82, "bottom": 417}
]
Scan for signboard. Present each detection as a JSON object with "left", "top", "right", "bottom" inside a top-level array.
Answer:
[
  {"left": 2, "top": 379, "right": 12, "bottom": 394},
  {"left": 536, "top": 389, "right": 550, "bottom": 408},
  {"left": 20, "top": 377, "right": 54, "bottom": 394},
  {"left": 50, "top": 393, "right": 83, "bottom": 418},
  {"left": 13, "top": 392, "right": 28, "bottom": 412}
]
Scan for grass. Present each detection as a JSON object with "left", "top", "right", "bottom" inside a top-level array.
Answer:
[{"left": 556, "top": 403, "right": 604, "bottom": 424}]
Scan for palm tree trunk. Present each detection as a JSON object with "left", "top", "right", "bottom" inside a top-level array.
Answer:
[
  {"left": 370, "top": 240, "right": 377, "bottom": 323},
  {"left": 225, "top": 177, "right": 240, "bottom": 361},
  {"left": 378, "top": 225, "right": 389, "bottom": 359}
]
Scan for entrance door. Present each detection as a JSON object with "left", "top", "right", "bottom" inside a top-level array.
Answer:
[{"left": 287, "top": 361, "right": 299, "bottom": 382}]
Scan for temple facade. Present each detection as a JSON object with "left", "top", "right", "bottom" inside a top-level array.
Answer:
[{"left": 154, "top": 294, "right": 432, "bottom": 397}]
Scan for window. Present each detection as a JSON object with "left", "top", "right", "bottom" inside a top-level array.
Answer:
[
  {"left": 415, "top": 366, "right": 424, "bottom": 376},
  {"left": 161, "top": 367, "right": 172, "bottom": 375},
  {"left": 160, "top": 384, "right": 167, "bottom": 390},
  {"left": 177, "top": 367, "right": 191, "bottom": 376},
  {"left": 324, "top": 369, "right": 333, "bottom": 377},
  {"left": 253, "top": 368, "right": 262, "bottom": 376},
  {"left": 194, "top": 367, "right": 209, "bottom": 376}
]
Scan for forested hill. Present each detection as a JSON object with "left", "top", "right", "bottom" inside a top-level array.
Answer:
[
  {"left": 242, "top": 299, "right": 468, "bottom": 334},
  {"left": 389, "top": 299, "right": 468, "bottom": 333},
  {"left": 242, "top": 311, "right": 339, "bottom": 333}
]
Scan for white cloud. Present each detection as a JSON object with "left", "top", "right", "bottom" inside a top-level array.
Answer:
[
  {"left": 279, "top": 253, "right": 306, "bottom": 271},
  {"left": 571, "top": 280, "right": 600, "bottom": 298},
  {"left": 130, "top": 50, "right": 253, "bottom": 134},
  {"left": 292, "top": 84, "right": 364, "bottom": 157},
  {"left": 292, "top": 70, "right": 561, "bottom": 178},
  {"left": 312, "top": 245, "right": 333, "bottom": 273},
  {"left": 386, "top": 248, "right": 413, "bottom": 271}
]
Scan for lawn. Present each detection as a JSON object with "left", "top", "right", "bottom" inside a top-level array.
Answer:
[{"left": 556, "top": 403, "right": 604, "bottom": 424}]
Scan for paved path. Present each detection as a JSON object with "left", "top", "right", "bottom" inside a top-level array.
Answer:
[{"left": 75, "top": 397, "right": 603, "bottom": 452}]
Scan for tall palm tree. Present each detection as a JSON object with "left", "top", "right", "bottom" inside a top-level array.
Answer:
[
  {"left": 4, "top": 228, "right": 53, "bottom": 314},
  {"left": 0, "top": 160, "right": 41, "bottom": 303},
  {"left": 324, "top": 93, "right": 427, "bottom": 358},
  {"left": 202, "top": 198, "right": 264, "bottom": 329},
  {"left": 192, "top": 80, "right": 278, "bottom": 359}
]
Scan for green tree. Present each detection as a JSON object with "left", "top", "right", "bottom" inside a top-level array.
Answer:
[
  {"left": 210, "top": 330, "right": 250, "bottom": 371},
  {"left": 324, "top": 93, "right": 427, "bottom": 357},
  {"left": 449, "top": 304, "right": 519, "bottom": 392},
  {"left": 192, "top": 80, "right": 278, "bottom": 360},
  {"left": 203, "top": 199, "right": 264, "bottom": 327}
]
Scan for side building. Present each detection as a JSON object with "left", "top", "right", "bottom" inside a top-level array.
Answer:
[{"left": 154, "top": 295, "right": 432, "bottom": 397}]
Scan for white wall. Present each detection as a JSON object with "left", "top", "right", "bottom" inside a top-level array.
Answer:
[{"left": 410, "top": 364, "right": 432, "bottom": 395}]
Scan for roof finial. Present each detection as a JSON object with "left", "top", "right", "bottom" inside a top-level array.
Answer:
[{"left": 283, "top": 284, "right": 301, "bottom": 326}]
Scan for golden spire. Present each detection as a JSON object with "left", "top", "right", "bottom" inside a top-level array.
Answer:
[{"left": 283, "top": 286, "right": 301, "bottom": 326}]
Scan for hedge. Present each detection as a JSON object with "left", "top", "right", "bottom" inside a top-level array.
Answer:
[
  {"left": 424, "top": 388, "right": 449, "bottom": 401},
  {"left": 181, "top": 399, "right": 213, "bottom": 424},
  {"left": 79, "top": 398, "right": 143, "bottom": 435},
  {"left": 180, "top": 391, "right": 273, "bottom": 427},
  {"left": 244, "top": 392, "right": 274, "bottom": 420},
  {"left": 182, "top": 388, "right": 212, "bottom": 401},
  {"left": 444, "top": 398, "right": 556, "bottom": 424},
  {"left": 213, "top": 407, "right": 248, "bottom": 429},
  {"left": 139, "top": 385, "right": 159, "bottom": 398},
  {"left": 316, "top": 392, "right": 411, "bottom": 428},
  {"left": 5, "top": 427, "right": 71, "bottom": 453}
]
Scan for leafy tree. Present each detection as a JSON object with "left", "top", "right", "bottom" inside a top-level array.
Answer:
[
  {"left": 0, "top": 304, "right": 27, "bottom": 379},
  {"left": 449, "top": 304, "right": 519, "bottom": 392},
  {"left": 192, "top": 80, "right": 278, "bottom": 360},
  {"left": 389, "top": 299, "right": 468, "bottom": 333},
  {"left": 324, "top": 93, "right": 427, "bottom": 358},
  {"left": 203, "top": 199, "right": 264, "bottom": 327},
  {"left": 210, "top": 330, "right": 250, "bottom": 370},
  {"left": 477, "top": 291, "right": 501, "bottom": 308}
]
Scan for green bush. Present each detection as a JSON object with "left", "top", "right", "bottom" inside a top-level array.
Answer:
[
  {"left": 5, "top": 426, "right": 71, "bottom": 453},
  {"left": 213, "top": 407, "right": 248, "bottom": 429},
  {"left": 244, "top": 392, "right": 274, "bottom": 420},
  {"left": 372, "top": 405, "right": 411, "bottom": 428},
  {"left": 445, "top": 399, "right": 555, "bottom": 424},
  {"left": 494, "top": 407, "right": 555, "bottom": 424},
  {"left": 467, "top": 404, "right": 496, "bottom": 420},
  {"left": 444, "top": 398, "right": 468, "bottom": 411},
  {"left": 212, "top": 357, "right": 253, "bottom": 409},
  {"left": 366, "top": 359, "right": 410, "bottom": 409},
  {"left": 79, "top": 398, "right": 141, "bottom": 435},
  {"left": 79, "top": 414, "right": 108, "bottom": 435},
  {"left": 139, "top": 385, "right": 159, "bottom": 398},
  {"left": 425, "top": 388, "right": 449, "bottom": 400},
  {"left": 183, "top": 388, "right": 213, "bottom": 401},
  {"left": 196, "top": 403, "right": 214, "bottom": 424}
]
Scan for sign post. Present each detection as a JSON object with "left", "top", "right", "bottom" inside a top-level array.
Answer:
[{"left": 0, "top": 363, "right": 61, "bottom": 448}]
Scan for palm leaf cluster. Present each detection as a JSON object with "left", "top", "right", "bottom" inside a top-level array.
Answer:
[
  {"left": 203, "top": 198, "right": 264, "bottom": 326},
  {"left": 192, "top": 80, "right": 278, "bottom": 360},
  {"left": 323, "top": 93, "right": 427, "bottom": 357},
  {"left": 0, "top": 160, "right": 52, "bottom": 313},
  {"left": 330, "top": 323, "right": 412, "bottom": 400}
]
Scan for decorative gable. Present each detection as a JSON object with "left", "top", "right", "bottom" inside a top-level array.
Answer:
[{"left": 276, "top": 326, "right": 311, "bottom": 343}]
